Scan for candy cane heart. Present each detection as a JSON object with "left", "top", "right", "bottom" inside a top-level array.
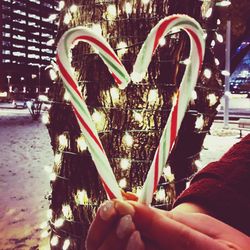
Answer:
[
  {"left": 133, "top": 14, "right": 205, "bottom": 204},
  {"left": 56, "top": 27, "right": 130, "bottom": 200}
]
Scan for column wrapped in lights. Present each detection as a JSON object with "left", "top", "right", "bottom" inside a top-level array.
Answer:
[{"left": 47, "top": 0, "right": 224, "bottom": 248}]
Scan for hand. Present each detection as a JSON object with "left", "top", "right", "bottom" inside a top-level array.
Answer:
[{"left": 86, "top": 200, "right": 250, "bottom": 250}]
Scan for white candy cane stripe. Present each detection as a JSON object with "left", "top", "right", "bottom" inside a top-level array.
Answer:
[
  {"left": 57, "top": 27, "right": 125, "bottom": 200},
  {"left": 135, "top": 14, "right": 205, "bottom": 204}
]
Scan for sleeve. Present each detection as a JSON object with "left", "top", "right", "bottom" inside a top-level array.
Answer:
[{"left": 173, "top": 133, "right": 250, "bottom": 236}]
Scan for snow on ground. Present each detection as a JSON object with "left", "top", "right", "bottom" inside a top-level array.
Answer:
[{"left": 0, "top": 107, "right": 249, "bottom": 249}]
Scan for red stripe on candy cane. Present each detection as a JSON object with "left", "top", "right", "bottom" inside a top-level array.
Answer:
[
  {"left": 102, "top": 178, "right": 116, "bottom": 199},
  {"left": 73, "top": 36, "right": 122, "bottom": 66},
  {"left": 153, "top": 16, "right": 178, "bottom": 52}
]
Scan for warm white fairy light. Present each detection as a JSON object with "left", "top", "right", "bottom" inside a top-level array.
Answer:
[
  {"left": 50, "top": 172, "right": 57, "bottom": 181},
  {"left": 131, "top": 71, "right": 144, "bottom": 83},
  {"left": 125, "top": 2, "right": 132, "bottom": 15},
  {"left": 42, "top": 112, "right": 50, "bottom": 125},
  {"left": 51, "top": 235, "right": 59, "bottom": 246},
  {"left": 64, "top": 13, "right": 71, "bottom": 24},
  {"left": 54, "top": 153, "right": 62, "bottom": 165},
  {"left": 133, "top": 111, "right": 143, "bottom": 123},
  {"left": 40, "top": 221, "right": 48, "bottom": 229},
  {"left": 207, "top": 93, "right": 217, "bottom": 106},
  {"left": 163, "top": 166, "right": 175, "bottom": 182},
  {"left": 217, "top": 19, "right": 221, "bottom": 25},
  {"left": 216, "top": 33, "right": 223, "bottom": 43},
  {"left": 156, "top": 188, "right": 165, "bottom": 201},
  {"left": 58, "top": 1, "right": 65, "bottom": 10},
  {"left": 195, "top": 115, "right": 204, "bottom": 130},
  {"left": 117, "top": 41, "right": 128, "bottom": 57},
  {"left": 75, "top": 189, "right": 88, "bottom": 205},
  {"left": 92, "top": 110, "right": 102, "bottom": 124},
  {"left": 91, "top": 23, "right": 102, "bottom": 36},
  {"left": 214, "top": 58, "right": 220, "bottom": 66},
  {"left": 119, "top": 178, "right": 127, "bottom": 188},
  {"left": 62, "top": 204, "right": 73, "bottom": 220},
  {"left": 54, "top": 218, "right": 65, "bottom": 228},
  {"left": 221, "top": 70, "right": 230, "bottom": 76},
  {"left": 63, "top": 239, "right": 71, "bottom": 250},
  {"left": 123, "top": 132, "right": 133, "bottom": 147},
  {"left": 216, "top": 0, "right": 231, "bottom": 7},
  {"left": 148, "top": 89, "right": 158, "bottom": 105},
  {"left": 47, "top": 209, "right": 53, "bottom": 220},
  {"left": 107, "top": 4, "right": 117, "bottom": 19},
  {"left": 120, "top": 158, "right": 131, "bottom": 170},
  {"left": 77, "top": 136, "right": 87, "bottom": 152},
  {"left": 159, "top": 37, "right": 166, "bottom": 47},
  {"left": 205, "top": 7, "right": 213, "bottom": 18},
  {"left": 211, "top": 40, "right": 216, "bottom": 47},
  {"left": 142, "top": 0, "right": 150, "bottom": 4},
  {"left": 49, "top": 68, "right": 57, "bottom": 80},
  {"left": 191, "top": 90, "right": 197, "bottom": 101},
  {"left": 59, "top": 134, "right": 68, "bottom": 148},
  {"left": 110, "top": 87, "right": 120, "bottom": 103},
  {"left": 69, "top": 4, "right": 78, "bottom": 13},
  {"left": 64, "top": 91, "right": 71, "bottom": 101},
  {"left": 204, "top": 68, "right": 212, "bottom": 79},
  {"left": 41, "top": 230, "right": 50, "bottom": 238},
  {"left": 195, "top": 159, "right": 203, "bottom": 169},
  {"left": 48, "top": 14, "right": 57, "bottom": 21},
  {"left": 181, "top": 58, "right": 191, "bottom": 65}
]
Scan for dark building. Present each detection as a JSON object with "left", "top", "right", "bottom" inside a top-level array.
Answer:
[{"left": 0, "top": 0, "right": 59, "bottom": 94}]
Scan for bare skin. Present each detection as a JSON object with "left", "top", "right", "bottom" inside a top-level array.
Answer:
[{"left": 86, "top": 200, "right": 250, "bottom": 250}]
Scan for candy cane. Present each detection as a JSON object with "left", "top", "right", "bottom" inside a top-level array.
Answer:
[
  {"left": 56, "top": 27, "right": 130, "bottom": 200},
  {"left": 134, "top": 14, "right": 205, "bottom": 204}
]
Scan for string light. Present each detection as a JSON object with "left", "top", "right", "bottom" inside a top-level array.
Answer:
[
  {"left": 50, "top": 172, "right": 57, "bottom": 181},
  {"left": 62, "top": 205, "right": 73, "bottom": 220},
  {"left": 159, "top": 37, "right": 166, "bottom": 47},
  {"left": 163, "top": 166, "right": 175, "bottom": 182},
  {"left": 216, "top": 32, "right": 223, "bottom": 43},
  {"left": 122, "top": 132, "right": 133, "bottom": 147},
  {"left": 59, "top": 134, "right": 68, "bottom": 148},
  {"left": 203, "top": 32, "right": 207, "bottom": 40},
  {"left": 54, "top": 218, "right": 65, "bottom": 228},
  {"left": 40, "top": 221, "right": 48, "bottom": 229},
  {"left": 48, "top": 14, "right": 57, "bottom": 22},
  {"left": 77, "top": 136, "right": 87, "bottom": 152},
  {"left": 42, "top": 112, "right": 50, "bottom": 125},
  {"left": 217, "top": 19, "right": 221, "bottom": 25},
  {"left": 54, "top": 153, "right": 62, "bottom": 165},
  {"left": 58, "top": 1, "right": 65, "bottom": 10},
  {"left": 119, "top": 178, "right": 127, "bottom": 188},
  {"left": 214, "top": 58, "right": 220, "bottom": 66},
  {"left": 211, "top": 40, "right": 216, "bottom": 47},
  {"left": 91, "top": 23, "right": 102, "bottom": 36},
  {"left": 181, "top": 58, "right": 191, "bottom": 65},
  {"left": 62, "top": 239, "right": 71, "bottom": 250},
  {"left": 156, "top": 188, "right": 165, "bottom": 202},
  {"left": 107, "top": 4, "right": 117, "bottom": 20},
  {"left": 117, "top": 41, "right": 128, "bottom": 58},
  {"left": 69, "top": 4, "right": 78, "bottom": 13},
  {"left": 50, "top": 235, "right": 59, "bottom": 246},
  {"left": 75, "top": 189, "right": 88, "bottom": 205},
  {"left": 110, "top": 87, "right": 120, "bottom": 103},
  {"left": 195, "top": 114, "right": 204, "bottom": 130},
  {"left": 125, "top": 2, "right": 132, "bottom": 15},
  {"left": 216, "top": 0, "right": 231, "bottom": 7},
  {"left": 221, "top": 70, "right": 230, "bottom": 76},
  {"left": 47, "top": 209, "right": 53, "bottom": 220},
  {"left": 64, "top": 91, "right": 71, "bottom": 101},
  {"left": 142, "top": 0, "right": 150, "bottom": 4},
  {"left": 120, "top": 158, "right": 131, "bottom": 170},
  {"left": 205, "top": 8, "right": 213, "bottom": 18},
  {"left": 203, "top": 68, "right": 212, "bottom": 79},
  {"left": 148, "top": 89, "right": 158, "bottom": 105},
  {"left": 191, "top": 90, "right": 198, "bottom": 101},
  {"left": 64, "top": 13, "right": 71, "bottom": 25},
  {"left": 41, "top": 230, "right": 50, "bottom": 238},
  {"left": 207, "top": 93, "right": 217, "bottom": 106},
  {"left": 133, "top": 111, "right": 143, "bottom": 123}
]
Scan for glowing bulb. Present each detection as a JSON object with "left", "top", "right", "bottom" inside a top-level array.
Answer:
[
  {"left": 195, "top": 115, "right": 204, "bottom": 130},
  {"left": 120, "top": 158, "right": 131, "bottom": 170},
  {"left": 50, "top": 235, "right": 59, "bottom": 246},
  {"left": 195, "top": 159, "right": 203, "bottom": 169},
  {"left": 47, "top": 209, "right": 53, "bottom": 220},
  {"left": 58, "top": 1, "right": 65, "bottom": 10},
  {"left": 92, "top": 110, "right": 102, "bottom": 124},
  {"left": 203, "top": 32, "right": 207, "bottom": 40},
  {"left": 159, "top": 37, "right": 166, "bottom": 47},
  {"left": 46, "top": 38, "right": 55, "bottom": 46},
  {"left": 221, "top": 70, "right": 230, "bottom": 76},
  {"left": 69, "top": 4, "right": 78, "bottom": 13},
  {"left": 205, "top": 8, "right": 213, "bottom": 18},
  {"left": 59, "top": 134, "right": 68, "bottom": 148},
  {"left": 54, "top": 218, "right": 65, "bottom": 228},
  {"left": 192, "top": 90, "right": 197, "bottom": 100},
  {"left": 142, "top": 0, "right": 150, "bottom": 4},
  {"left": 133, "top": 111, "right": 143, "bottom": 123},
  {"left": 181, "top": 58, "right": 191, "bottom": 65},
  {"left": 217, "top": 19, "right": 221, "bottom": 25},
  {"left": 54, "top": 153, "right": 62, "bottom": 165},
  {"left": 75, "top": 189, "right": 88, "bottom": 205},
  {"left": 123, "top": 132, "right": 133, "bottom": 147},
  {"left": 48, "top": 14, "right": 57, "bottom": 21},
  {"left": 211, "top": 40, "right": 216, "bottom": 47},
  {"left": 50, "top": 172, "right": 57, "bottom": 181},
  {"left": 163, "top": 166, "right": 171, "bottom": 176},
  {"left": 40, "top": 221, "right": 48, "bottom": 229},
  {"left": 207, "top": 93, "right": 217, "bottom": 106},
  {"left": 117, "top": 41, "right": 128, "bottom": 57},
  {"left": 91, "top": 23, "right": 102, "bottom": 35},
  {"left": 41, "top": 230, "right": 50, "bottom": 238},
  {"left": 110, "top": 87, "right": 120, "bottom": 102},
  {"left": 216, "top": 33, "right": 223, "bottom": 43},
  {"left": 148, "top": 89, "right": 158, "bottom": 104},
  {"left": 156, "top": 188, "right": 165, "bottom": 201},
  {"left": 49, "top": 68, "right": 57, "bottom": 80},
  {"left": 204, "top": 68, "right": 212, "bottom": 79},
  {"left": 131, "top": 71, "right": 144, "bottom": 83},
  {"left": 64, "top": 91, "right": 71, "bottom": 101},
  {"left": 62, "top": 205, "right": 73, "bottom": 220},
  {"left": 215, "top": 58, "right": 220, "bottom": 66},
  {"left": 77, "top": 136, "right": 87, "bottom": 152},
  {"left": 216, "top": 0, "right": 231, "bottom": 7},
  {"left": 125, "top": 2, "right": 132, "bottom": 15},
  {"left": 107, "top": 4, "right": 117, "bottom": 19},
  {"left": 63, "top": 239, "right": 71, "bottom": 250},
  {"left": 42, "top": 112, "right": 50, "bottom": 124},
  {"left": 119, "top": 178, "right": 127, "bottom": 188},
  {"left": 63, "top": 13, "right": 71, "bottom": 24}
]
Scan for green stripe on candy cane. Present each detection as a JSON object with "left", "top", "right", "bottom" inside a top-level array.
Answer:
[{"left": 134, "top": 14, "right": 205, "bottom": 204}]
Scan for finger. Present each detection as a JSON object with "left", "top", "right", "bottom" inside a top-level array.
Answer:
[
  {"left": 126, "top": 231, "right": 145, "bottom": 250},
  {"left": 128, "top": 201, "right": 227, "bottom": 250},
  {"left": 99, "top": 214, "right": 136, "bottom": 250}
]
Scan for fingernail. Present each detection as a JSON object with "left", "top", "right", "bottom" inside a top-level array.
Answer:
[
  {"left": 99, "top": 200, "right": 115, "bottom": 221},
  {"left": 114, "top": 200, "right": 135, "bottom": 216},
  {"left": 116, "top": 214, "right": 135, "bottom": 239},
  {"left": 126, "top": 231, "right": 144, "bottom": 250}
]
